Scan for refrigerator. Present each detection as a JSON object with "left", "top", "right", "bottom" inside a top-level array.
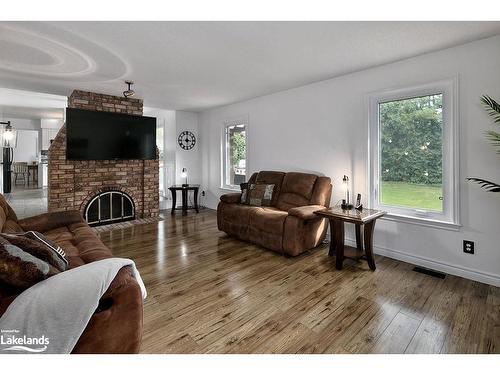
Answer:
[{"left": 1, "top": 147, "right": 13, "bottom": 194}]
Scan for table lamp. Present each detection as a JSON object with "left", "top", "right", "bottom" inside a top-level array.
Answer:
[
  {"left": 341, "top": 175, "right": 353, "bottom": 210},
  {"left": 181, "top": 168, "right": 189, "bottom": 187}
]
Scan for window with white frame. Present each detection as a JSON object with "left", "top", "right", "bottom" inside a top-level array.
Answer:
[
  {"left": 369, "top": 80, "right": 459, "bottom": 226},
  {"left": 222, "top": 121, "right": 247, "bottom": 189}
]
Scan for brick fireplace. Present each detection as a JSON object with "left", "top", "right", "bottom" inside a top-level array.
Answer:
[{"left": 48, "top": 90, "right": 159, "bottom": 221}]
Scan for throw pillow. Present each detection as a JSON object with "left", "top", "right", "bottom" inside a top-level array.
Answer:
[
  {"left": 0, "top": 231, "right": 68, "bottom": 272},
  {"left": 0, "top": 236, "right": 60, "bottom": 290},
  {"left": 248, "top": 183, "right": 275, "bottom": 207},
  {"left": 240, "top": 182, "right": 249, "bottom": 204}
]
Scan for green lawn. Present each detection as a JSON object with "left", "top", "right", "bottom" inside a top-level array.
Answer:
[{"left": 380, "top": 181, "right": 443, "bottom": 211}]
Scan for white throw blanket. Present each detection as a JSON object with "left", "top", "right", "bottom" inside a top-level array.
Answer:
[{"left": 0, "top": 258, "right": 146, "bottom": 354}]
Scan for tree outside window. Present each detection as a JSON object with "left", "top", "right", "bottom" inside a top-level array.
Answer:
[
  {"left": 379, "top": 94, "right": 443, "bottom": 211},
  {"left": 225, "top": 124, "right": 246, "bottom": 187}
]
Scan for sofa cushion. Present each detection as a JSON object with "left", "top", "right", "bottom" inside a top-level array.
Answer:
[
  {"left": 276, "top": 172, "right": 318, "bottom": 211},
  {"left": 310, "top": 176, "right": 333, "bottom": 207},
  {"left": 288, "top": 205, "right": 326, "bottom": 221},
  {"left": 0, "top": 232, "right": 68, "bottom": 272},
  {"left": 219, "top": 203, "right": 261, "bottom": 226},
  {"left": 18, "top": 210, "right": 83, "bottom": 234},
  {"left": 283, "top": 215, "right": 329, "bottom": 256},
  {"left": 0, "top": 194, "right": 19, "bottom": 233},
  {"left": 218, "top": 202, "right": 262, "bottom": 240},
  {"left": 220, "top": 192, "right": 242, "bottom": 204},
  {"left": 255, "top": 171, "right": 285, "bottom": 206},
  {"left": 0, "top": 236, "right": 60, "bottom": 290},
  {"left": 240, "top": 183, "right": 249, "bottom": 204},
  {"left": 3, "top": 220, "right": 22, "bottom": 233},
  {"left": 43, "top": 222, "right": 112, "bottom": 269},
  {"left": 248, "top": 207, "right": 288, "bottom": 251},
  {"left": 248, "top": 183, "right": 275, "bottom": 207},
  {"left": 249, "top": 207, "right": 288, "bottom": 234}
]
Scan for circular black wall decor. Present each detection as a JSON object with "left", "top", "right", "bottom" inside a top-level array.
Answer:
[{"left": 178, "top": 131, "right": 196, "bottom": 150}]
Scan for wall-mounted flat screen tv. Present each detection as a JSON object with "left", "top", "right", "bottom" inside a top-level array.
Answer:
[{"left": 66, "top": 108, "right": 156, "bottom": 160}]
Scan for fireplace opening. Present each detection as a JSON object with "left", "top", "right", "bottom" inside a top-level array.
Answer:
[{"left": 84, "top": 191, "right": 135, "bottom": 226}]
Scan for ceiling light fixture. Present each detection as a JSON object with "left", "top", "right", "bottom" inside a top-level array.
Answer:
[
  {"left": 123, "top": 81, "right": 135, "bottom": 98},
  {"left": 0, "top": 120, "right": 17, "bottom": 148}
]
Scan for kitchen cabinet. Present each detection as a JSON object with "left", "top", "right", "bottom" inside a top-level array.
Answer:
[{"left": 42, "top": 128, "right": 60, "bottom": 150}]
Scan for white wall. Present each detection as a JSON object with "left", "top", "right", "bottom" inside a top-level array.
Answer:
[
  {"left": 176, "top": 111, "right": 201, "bottom": 185},
  {"left": 199, "top": 35, "right": 500, "bottom": 286},
  {"left": 143, "top": 107, "right": 201, "bottom": 194},
  {"left": 40, "top": 118, "right": 63, "bottom": 130},
  {"left": 1, "top": 117, "right": 40, "bottom": 131},
  {"left": 144, "top": 107, "right": 177, "bottom": 195}
]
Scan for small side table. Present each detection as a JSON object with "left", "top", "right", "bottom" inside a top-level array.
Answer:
[
  {"left": 28, "top": 164, "right": 39, "bottom": 186},
  {"left": 314, "top": 206, "right": 386, "bottom": 271},
  {"left": 168, "top": 185, "right": 200, "bottom": 216}
]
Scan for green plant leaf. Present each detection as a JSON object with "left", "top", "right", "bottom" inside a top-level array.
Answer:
[
  {"left": 467, "top": 178, "right": 500, "bottom": 192},
  {"left": 468, "top": 96, "right": 500, "bottom": 194},
  {"left": 485, "top": 130, "right": 500, "bottom": 153},
  {"left": 481, "top": 95, "right": 500, "bottom": 124}
]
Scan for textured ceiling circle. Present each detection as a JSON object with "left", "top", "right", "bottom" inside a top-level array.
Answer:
[
  {"left": 0, "top": 23, "right": 127, "bottom": 81},
  {"left": 0, "top": 40, "right": 56, "bottom": 66}
]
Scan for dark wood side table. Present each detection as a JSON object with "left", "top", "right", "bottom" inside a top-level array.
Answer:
[
  {"left": 27, "top": 164, "right": 39, "bottom": 186},
  {"left": 169, "top": 184, "right": 200, "bottom": 216},
  {"left": 314, "top": 206, "right": 386, "bottom": 271}
]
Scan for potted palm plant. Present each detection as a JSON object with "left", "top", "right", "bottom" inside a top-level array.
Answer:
[{"left": 467, "top": 95, "right": 500, "bottom": 192}]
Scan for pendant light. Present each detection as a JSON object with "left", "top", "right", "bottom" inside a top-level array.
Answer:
[{"left": 0, "top": 120, "right": 17, "bottom": 148}]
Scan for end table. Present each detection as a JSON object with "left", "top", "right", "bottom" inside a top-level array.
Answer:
[
  {"left": 314, "top": 206, "right": 386, "bottom": 270},
  {"left": 169, "top": 184, "right": 200, "bottom": 215}
]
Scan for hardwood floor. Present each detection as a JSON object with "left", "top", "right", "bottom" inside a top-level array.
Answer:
[{"left": 97, "top": 209, "right": 500, "bottom": 354}]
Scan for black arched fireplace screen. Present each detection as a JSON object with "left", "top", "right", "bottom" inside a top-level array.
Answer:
[{"left": 84, "top": 191, "right": 135, "bottom": 226}]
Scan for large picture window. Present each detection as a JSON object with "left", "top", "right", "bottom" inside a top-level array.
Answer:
[
  {"left": 222, "top": 120, "right": 247, "bottom": 189},
  {"left": 369, "top": 80, "right": 459, "bottom": 227}
]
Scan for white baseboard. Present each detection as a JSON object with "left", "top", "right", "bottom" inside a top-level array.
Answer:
[{"left": 344, "top": 238, "right": 500, "bottom": 287}]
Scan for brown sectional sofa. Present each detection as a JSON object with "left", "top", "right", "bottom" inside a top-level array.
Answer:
[
  {"left": 217, "top": 171, "right": 332, "bottom": 256},
  {"left": 0, "top": 194, "right": 143, "bottom": 353}
]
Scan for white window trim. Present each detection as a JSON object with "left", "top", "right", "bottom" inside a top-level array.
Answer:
[
  {"left": 368, "top": 78, "right": 460, "bottom": 229},
  {"left": 221, "top": 115, "right": 249, "bottom": 191}
]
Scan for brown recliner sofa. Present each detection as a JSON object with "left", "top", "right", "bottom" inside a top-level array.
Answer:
[
  {"left": 0, "top": 194, "right": 143, "bottom": 353},
  {"left": 217, "top": 171, "right": 332, "bottom": 256}
]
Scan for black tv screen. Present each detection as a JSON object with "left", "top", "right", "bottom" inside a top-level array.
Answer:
[{"left": 66, "top": 108, "right": 156, "bottom": 160}]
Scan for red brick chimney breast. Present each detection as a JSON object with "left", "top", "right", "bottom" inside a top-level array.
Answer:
[{"left": 48, "top": 90, "right": 159, "bottom": 219}]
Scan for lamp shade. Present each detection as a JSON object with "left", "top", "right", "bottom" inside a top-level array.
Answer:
[
  {"left": 0, "top": 122, "right": 17, "bottom": 148},
  {"left": 342, "top": 175, "right": 349, "bottom": 188}
]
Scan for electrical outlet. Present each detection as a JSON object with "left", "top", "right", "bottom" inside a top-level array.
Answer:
[
  {"left": 463, "top": 240, "right": 474, "bottom": 254},
  {"left": 202, "top": 191, "right": 205, "bottom": 196}
]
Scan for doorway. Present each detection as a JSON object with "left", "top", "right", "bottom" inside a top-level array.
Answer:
[
  {"left": 3, "top": 129, "right": 46, "bottom": 218},
  {"left": 0, "top": 88, "right": 66, "bottom": 219}
]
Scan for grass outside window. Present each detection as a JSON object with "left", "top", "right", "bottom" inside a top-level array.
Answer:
[{"left": 380, "top": 181, "right": 443, "bottom": 212}]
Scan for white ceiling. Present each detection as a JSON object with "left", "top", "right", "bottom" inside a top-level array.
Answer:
[{"left": 1, "top": 21, "right": 500, "bottom": 112}]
